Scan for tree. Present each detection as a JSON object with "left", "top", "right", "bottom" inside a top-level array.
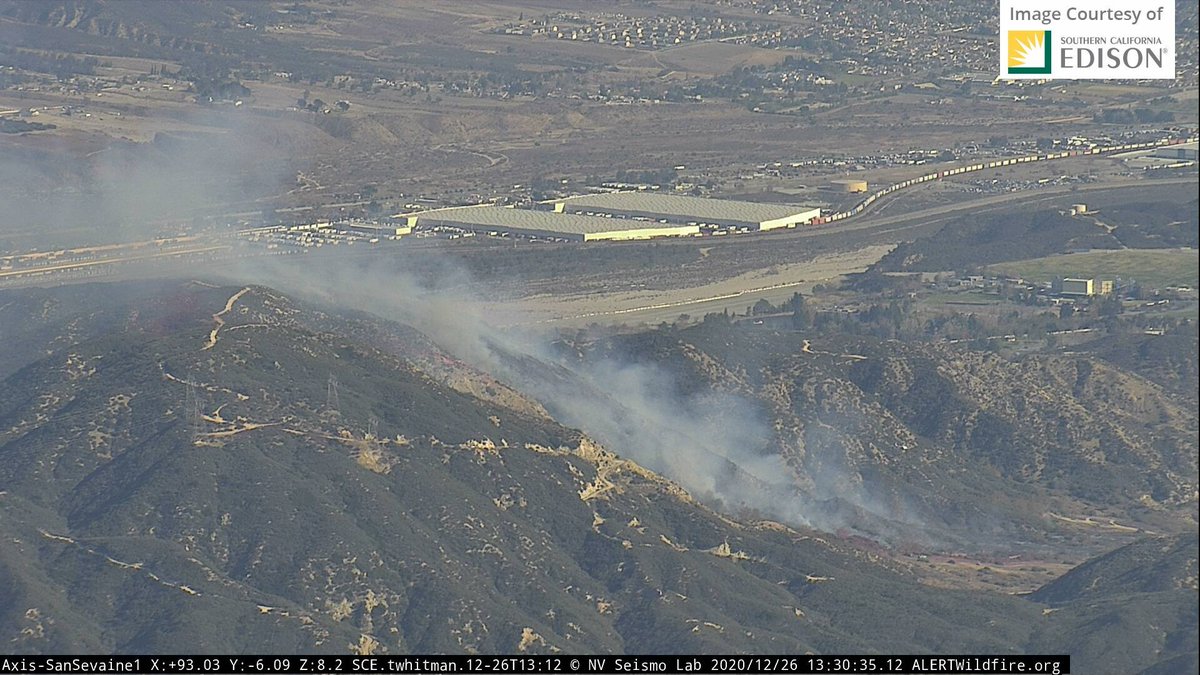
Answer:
[{"left": 789, "top": 292, "right": 812, "bottom": 329}]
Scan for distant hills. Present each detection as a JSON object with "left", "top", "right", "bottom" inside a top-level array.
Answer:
[{"left": 872, "top": 199, "right": 1199, "bottom": 273}]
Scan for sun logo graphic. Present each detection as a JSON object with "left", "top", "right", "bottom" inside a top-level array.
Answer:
[{"left": 1006, "top": 30, "right": 1052, "bottom": 74}]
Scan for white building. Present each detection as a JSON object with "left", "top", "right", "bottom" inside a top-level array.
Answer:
[
  {"left": 401, "top": 205, "right": 700, "bottom": 242},
  {"left": 552, "top": 193, "right": 822, "bottom": 231}
]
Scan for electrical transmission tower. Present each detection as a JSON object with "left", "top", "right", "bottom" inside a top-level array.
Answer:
[
  {"left": 326, "top": 374, "right": 341, "bottom": 413},
  {"left": 184, "top": 371, "right": 202, "bottom": 444}
]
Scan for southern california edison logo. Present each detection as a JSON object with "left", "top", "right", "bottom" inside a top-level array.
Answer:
[
  {"left": 1000, "top": 0, "right": 1174, "bottom": 80},
  {"left": 1007, "top": 30, "right": 1052, "bottom": 74}
]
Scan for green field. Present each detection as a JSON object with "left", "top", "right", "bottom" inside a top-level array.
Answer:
[{"left": 988, "top": 249, "right": 1199, "bottom": 290}]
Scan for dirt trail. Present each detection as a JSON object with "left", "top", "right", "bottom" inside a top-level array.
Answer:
[
  {"left": 202, "top": 287, "right": 251, "bottom": 351},
  {"left": 801, "top": 339, "right": 868, "bottom": 360},
  {"left": 1046, "top": 512, "right": 1143, "bottom": 533}
]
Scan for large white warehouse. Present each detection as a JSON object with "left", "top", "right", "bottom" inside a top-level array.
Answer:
[
  {"left": 553, "top": 193, "right": 822, "bottom": 231},
  {"left": 404, "top": 205, "right": 701, "bottom": 242}
]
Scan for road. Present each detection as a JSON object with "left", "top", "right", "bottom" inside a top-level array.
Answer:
[{"left": 498, "top": 245, "right": 896, "bottom": 328}]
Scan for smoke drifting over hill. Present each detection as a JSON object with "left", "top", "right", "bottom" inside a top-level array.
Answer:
[
  {"left": 0, "top": 96, "right": 925, "bottom": 541},
  {"left": 219, "top": 251, "right": 930, "bottom": 540}
]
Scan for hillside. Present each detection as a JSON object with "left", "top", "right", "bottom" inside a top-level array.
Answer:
[
  {"left": 0, "top": 281, "right": 1037, "bottom": 654},
  {"left": 556, "top": 321, "right": 1197, "bottom": 547},
  {"left": 0, "top": 280, "right": 1195, "bottom": 665},
  {"left": 1028, "top": 534, "right": 1199, "bottom": 675},
  {"left": 871, "top": 201, "right": 1199, "bottom": 274}
]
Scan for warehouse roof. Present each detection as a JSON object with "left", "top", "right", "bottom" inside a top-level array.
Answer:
[
  {"left": 417, "top": 205, "right": 696, "bottom": 236},
  {"left": 556, "top": 192, "right": 819, "bottom": 223}
]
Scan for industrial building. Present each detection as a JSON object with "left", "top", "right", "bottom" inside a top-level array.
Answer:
[
  {"left": 552, "top": 193, "right": 821, "bottom": 231},
  {"left": 1056, "top": 278, "right": 1094, "bottom": 296},
  {"left": 831, "top": 178, "right": 869, "bottom": 193},
  {"left": 405, "top": 205, "right": 700, "bottom": 241},
  {"left": 1052, "top": 277, "right": 1117, "bottom": 297},
  {"left": 344, "top": 221, "right": 412, "bottom": 237}
]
